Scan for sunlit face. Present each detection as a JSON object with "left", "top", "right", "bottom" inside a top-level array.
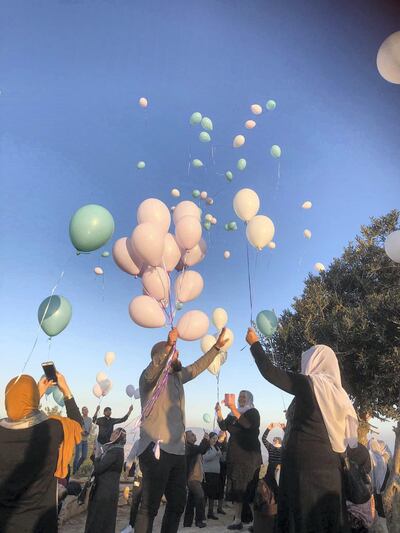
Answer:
[
  {"left": 210, "top": 435, "right": 218, "bottom": 446},
  {"left": 238, "top": 391, "right": 247, "bottom": 408},
  {"left": 82, "top": 407, "right": 88, "bottom": 416},
  {"left": 218, "top": 431, "right": 226, "bottom": 442}
]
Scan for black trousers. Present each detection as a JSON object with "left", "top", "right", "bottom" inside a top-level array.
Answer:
[
  {"left": 129, "top": 477, "right": 143, "bottom": 527},
  {"left": 134, "top": 445, "right": 187, "bottom": 533},
  {"left": 183, "top": 480, "right": 206, "bottom": 526}
]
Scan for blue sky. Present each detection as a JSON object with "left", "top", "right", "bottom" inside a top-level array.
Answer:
[{"left": 1, "top": 0, "right": 399, "bottom": 448}]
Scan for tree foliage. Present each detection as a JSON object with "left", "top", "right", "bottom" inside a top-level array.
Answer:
[{"left": 271, "top": 210, "right": 400, "bottom": 421}]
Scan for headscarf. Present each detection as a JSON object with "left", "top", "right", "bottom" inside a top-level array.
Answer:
[
  {"left": 368, "top": 438, "right": 388, "bottom": 494},
  {"left": 301, "top": 345, "right": 358, "bottom": 453},
  {"left": 102, "top": 427, "right": 126, "bottom": 455},
  {"left": 236, "top": 390, "right": 254, "bottom": 415},
  {"left": 5, "top": 375, "right": 40, "bottom": 420}
]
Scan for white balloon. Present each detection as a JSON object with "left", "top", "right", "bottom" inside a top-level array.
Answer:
[
  {"left": 251, "top": 104, "right": 263, "bottom": 115},
  {"left": 175, "top": 215, "right": 202, "bottom": 251},
  {"left": 133, "top": 388, "right": 140, "bottom": 400},
  {"left": 99, "top": 378, "right": 112, "bottom": 395},
  {"left": 245, "top": 120, "right": 256, "bottom": 129},
  {"left": 222, "top": 327, "right": 234, "bottom": 350},
  {"left": 233, "top": 135, "right": 245, "bottom": 148},
  {"left": 205, "top": 214, "right": 213, "bottom": 222},
  {"left": 94, "top": 266, "right": 104, "bottom": 275},
  {"left": 377, "top": 31, "right": 400, "bottom": 84},
  {"left": 142, "top": 266, "right": 170, "bottom": 302},
  {"left": 175, "top": 270, "right": 204, "bottom": 303},
  {"left": 212, "top": 307, "right": 228, "bottom": 330},
  {"left": 162, "top": 233, "right": 181, "bottom": 272},
  {"left": 224, "top": 250, "right": 230, "bottom": 259},
  {"left": 93, "top": 383, "right": 103, "bottom": 398},
  {"left": 200, "top": 191, "right": 208, "bottom": 199},
  {"left": 302, "top": 201, "right": 312, "bottom": 209},
  {"left": 177, "top": 310, "right": 209, "bottom": 341},
  {"left": 137, "top": 198, "right": 171, "bottom": 234},
  {"left": 131, "top": 223, "right": 166, "bottom": 267},
  {"left": 201, "top": 334, "right": 216, "bottom": 354},
  {"left": 246, "top": 215, "right": 275, "bottom": 250},
  {"left": 126, "top": 384, "right": 135, "bottom": 398},
  {"left": 314, "top": 262, "right": 325, "bottom": 272},
  {"left": 139, "top": 97, "right": 148, "bottom": 108},
  {"left": 233, "top": 188, "right": 260, "bottom": 222},
  {"left": 268, "top": 241, "right": 276, "bottom": 249},
  {"left": 182, "top": 238, "right": 207, "bottom": 267},
  {"left": 171, "top": 188, "right": 180, "bottom": 198},
  {"left": 96, "top": 371, "right": 107, "bottom": 384},
  {"left": 304, "top": 229, "right": 312, "bottom": 239},
  {"left": 384, "top": 230, "right": 400, "bottom": 263},
  {"left": 173, "top": 201, "right": 201, "bottom": 224},
  {"left": 104, "top": 351, "right": 116, "bottom": 366},
  {"left": 208, "top": 351, "right": 228, "bottom": 376}
]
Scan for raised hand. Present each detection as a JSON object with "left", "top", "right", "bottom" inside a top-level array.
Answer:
[
  {"left": 246, "top": 327, "right": 259, "bottom": 346},
  {"left": 215, "top": 327, "right": 229, "bottom": 349},
  {"left": 167, "top": 327, "right": 178, "bottom": 347},
  {"left": 37, "top": 376, "right": 55, "bottom": 398}
]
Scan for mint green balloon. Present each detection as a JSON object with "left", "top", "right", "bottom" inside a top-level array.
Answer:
[
  {"left": 224, "top": 223, "right": 229, "bottom": 231},
  {"left": 237, "top": 158, "right": 247, "bottom": 171},
  {"left": 101, "top": 251, "right": 110, "bottom": 257},
  {"left": 69, "top": 204, "right": 115, "bottom": 252},
  {"left": 199, "top": 131, "right": 211, "bottom": 143},
  {"left": 203, "top": 220, "right": 211, "bottom": 230},
  {"left": 190, "top": 112, "right": 202, "bottom": 125},
  {"left": 137, "top": 161, "right": 146, "bottom": 169},
  {"left": 203, "top": 413, "right": 211, "bottom": 423},
  {"left": 201, "top": 117, "right": 213, "bottom": 131},
  {"left": 38, "top": 295, "right": 72, "bottom": 337},
  {"left": 266, "top": 100, "right": 277, "bottom": 111},
  {"left": 176, "top": 301, "right": 183, "bottom": 310},
  {"left": 192, "top": 189, "right": 200, "bottom": 198},
  {"left": 192, "top": 159, "right": 203, "bottom": 168},
  {"left": 225, "top": 171, "right": 233, "bottom": 182},
  {"left": 256, "top": 310, "right": 278, "bottom": 337},
  {"left": 228, "top": 221, "right": 237, "bottom": 231},
  {"left": 52, "top": 387, "right": 65, "bottom": 407},
  {"left": 270, "top": 145, "right": 281, "bottom": 158}
]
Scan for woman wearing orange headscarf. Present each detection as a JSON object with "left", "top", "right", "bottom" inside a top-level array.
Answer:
[{"left": 0, "top": 372, "right": 83, "bottom": 533}]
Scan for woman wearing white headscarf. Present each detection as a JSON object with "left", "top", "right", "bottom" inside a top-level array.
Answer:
[
  {"left": 216, "top": 390, "right": 262, "bottom": 530},
  {"left": 368, "top": 438, "right": 390, "bottom": 519},
  {"left": 246, "top": 328, "right": 358, "bottom": 533}
]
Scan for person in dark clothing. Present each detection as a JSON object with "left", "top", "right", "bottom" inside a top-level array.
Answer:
[
  {"left": 134, "top": 327, "right": 229, "bottom": 533},
  {"left": 216, "top": 430, "right": 228, "bottom": 514},
  {"left": 216, "top": 390, "right": 262, "bottom": 531},
  {"left": 246, "top": 327, "right": 359, "bottom": 533},
  {"left": 93, "top": 404, "right": 133, "bottom": 450},
  {"left": 202, "top": 432, "right": 222, "bottom": 520},
  {"left": 262, "top": 422, "right": 284, "bottom": 489},
  {"left": 346, "top": 443, "right": 375, "bottom": 533},
  {"left": 0, "top": 373, "right": 83, "bottom": 533},
  {"left": 84, "top": 427, "right": 126, "bottom": 533},
  {"left": 184, "top": 430, "right": 210, "bottom": 528}
]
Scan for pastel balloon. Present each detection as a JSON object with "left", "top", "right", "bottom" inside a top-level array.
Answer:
[
  {"left": 38, "top": 295, "right": 72, "bottom": 337},
  {"left": 304, "top": 229, "right": 312, "bottom": 239},
  {"left": 314, "top": 262, "right": 325, "bottom": 273},
  {"left": 192, "top": 159, "right": 203, "bottom": 168},
  {"left": 52, "top": 387, "right": 65, "bottom": 407},
  {"left": 190, "top": 112, "right": 202, "bottom": 125},
  {"left": 251, "top": 104, "right": 262, "bottom": 115},
  {"left": 205, "top": 214, "right": 213, "bottom": 222},
  {"left": 162, "top": 233, "right": 181, "bottom": 271},
  {"left": 302, "top": 201, "right": 312, "bottom": 209},
  {"left": 126, "top": 384, "right": 135, "bottom": 398},
  {"left": 101, "top": 251, "right": 110, "bottom": 257},
  {"left": 137, "top": 161, "right": 146, "bottom": 169},
  {"left": 256, "top": 310, "right": 278, "bottom": 337},
  {"left": 192, "top": 190, "right": 200, "bottom": 198},
  {"left": 96, "top": 371, "right": 107, "bottom": 384},
  {"left": 203, "top": 413, "right": 211, "bottom": 423},
  {"left": 203, "top": 221, "right": 211, "bottom": 230},
  {"left": 212, "top": 307, "right": 228, "bottom": 330},
  {"left": 268, "top": 241, "right": 276, "bottom": 249},
  {"left": 177, "top": 310, "right": 209, "bottom": 341},
  {"left": 94, "top": 266, "right": 103, "bottom": 275},
  {"left": 175, "top": 301, "right": 183, "bottom": 310},
  {"left": 105, "top": 351, "right": 116, "bottom": 366},
  {"left": 384, "top": 230, "right": 400, "bottom": 262},
  {"left": 222, "top": 327, "right": 234, "bottom": 350},
  {"left": 129, "top": 295, "right": 166, "bottom": 328},
  {"left": 93, "top": 383, "right": 103, "bottom": 399},
  {"left": 228, "top": 221, "right": 237, "bottom": 231},
  {"left": 245, "top": 120, "right": 256, "bottom": 129},
  {"left": 224, "top": 224, "right": 229, "bottom": 231},
  {"left": 137, "top": 198, "right": 171, "bottom": 234},
  {"left": 142, "top": 266, "right": 170, "bottom": 302},
  {"left": 133, "top": 388, "right": 140, "bottom": 400},
  {"left": 270, "top": 145, "right": 282, "bottom": 158},
  {"left": 224, "top": 251, "right": 230, "bottom": 259},
  {"left": 99, "top": 378, "right": 112, "bottom": 395},
  {"left": 171, "top": 188, "right": 180, "bottom": 198},
  {"left": 201, "top": 334, "right": 216, "bottom": 354},
  {"left": 175, "top": 216, "right": 202, "bottom": 250},
  {"left": 139, "top": 97, "right": 148, "bottom": 108},
  {"left": 69, "top": 204, "right": 115, "bottom": 252},
  {"left": 233, "top": 134, "right": 245, "bottom": 148},
  {"left": 237, "top": 158, "right": 247, "bottom": 171},
  {"left": 208, "top": 351, "right": 228, "bottom": 376},
  {"left": 266, "top": 99, "right": 277, "bottom": 110},
  {"left": 211, "top": 217, "right": 217, "bottom": 225},
  {"left": 173, "top": 201, "right": 201, "bottom": 224},
  {"left": 226, "top": 171, "right": 233, "bottom": 182},
  {"left": 201, "top": 117, "right": 213, "bottom": 130},
  {"left": 199, "top": 131, "right": 211, "bottom": 143},
  {"left": 175, "top": 270, "right": 204, "bottom": 303},
  {"left": 182, "top": 238, "right": 207, "bottom": 267},
  {"left": 131, "top": 223, "right": 165, "bottom": 267},
  {"left": 113, "top": 237, "right": 142, "bottom": 276},
  {"left": 233, "top": 188, "right": 260, "bottom": 222},
  {"left": 206, "top": 198, "right": 214, "bottom": 205},
  {"left": 246, "top": 215, "right": 275, "bottom": 250},
  {"left": 377, "top": 31, "right": 400, "bottom": 84}
]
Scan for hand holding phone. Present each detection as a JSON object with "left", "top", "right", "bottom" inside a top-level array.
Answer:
[{"left": 42, "top": 362, "right": 58, "bottom": 383}]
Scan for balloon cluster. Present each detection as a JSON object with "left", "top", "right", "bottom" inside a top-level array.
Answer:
[
  {"left": 126, "top": 384, "right": 140, "bottom": 400},
  {"left": 93, "top": 370, "right": 112, "bottom": 399},
  {"left": 233, "top": 189, "right": 275, "bottom": 250},
  {"left": 200, "top": 308, "right": 234, "bottom": 376}
]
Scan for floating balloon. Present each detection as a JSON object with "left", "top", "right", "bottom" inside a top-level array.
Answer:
[
  {"left": 208, "top": 351, "right": 228, "bottom": 376},
  {"left": 233, "top": 188, "right": 260, "bottom": 222},
  {"left": 245, "top": 120, "right": 256, "bottom": 129},
  {"left": 129, "top": 295, "right": 166, "bottom": 328},
  {"left": 251, "top": 104, "right": 263, "bottom": 115},
  {"left": 212, "top": 307, "right": 228, "bottom": 330},
  {"left": 192, "top": 190, "right": 200, "bottom": 198},
  {"left": 206, "top": 198, "right": 214, "bottom": 205},
  {"left": 222, "top": 327, "right": 234, "bottom": 350},
  {"left": 302, "top": 201, "right": 312, "bottom": 209},
  {"left": 131, "top": 223, "right": 165, "bottom": 267},
  {"left": 176, "top": 301, "right": 183, "bottom": 310},
  {"left": 52, "top": 387, "right": 65, "bottom": 408},
  {"left": 270, "top": 145, "right": 281, "bottom": 158},
  {"left": 101, "top": 251, "right": 110, "bottom": 257},
  {"left": 133, "top": 388, "right": 140, "bottom": 400},
  {"left": 224, "top": 251, "right": 230, "bottom": 259},
  {"left": 200, "top": 191, "right": 208, "bottom": 200},
  {"left": 105, "top": 351, "right": 116, "bottom": 366},
  {"left": 201, "top": 117, "right": 213, "bottom": 130},
  {"left": 268, "top": 241, "right": 276, "bottom": 249},
  {"left": 190, "top": 112, "right": 202, "bottom": 125},
  {"left": 314, "top": 262, "right": 325, "bottom": 273},
  {"left": 203, "top": 221, "right": 211, "bottom": 231},
  {"left": 38, "top": 295, "right": 72, "bottom": 337},
  {"left": 266, "top": 100, "right": 277, "bottom": 111},
  {"left": 205, "top": 214, "right": 213, "bottom": 222},
  {"left": 256, "top": 310, "right": 278, "bottom": 338},
  {"left": 175, "top": 270, "right": 204, "bottom": 303},
  {"left": 177, "top": 310, "right": 209, "bottom": 341},
  {"left": 94, "top": 266, "right": 103, "bottom": 275},
  {"left": 137, "top": 198, "right": 171, "bottom": 234},
  {"left": 211, "top": 217, "right": 217, "bottom": 225},
  {"left": 126, "top": 384, "right": 135, "bottom": 398},
  {"left": 99, "top": 378, "right": 112, "bottom": 396},
  {"left": 182, "top": 238, "right": 207, "bottom": 267},
  {"left": 226, "top": 171, "right": 233, "bottom": 182},
  {"left": 137, "top": 161, "right": 146, "bottom": 169},
  {"left": 93, "top": 383, "right": 103, "bottom": 399},
  {"left": 199, "top": 131, "right": 211, "bottom": 143},
  {"left": 96, "top": 371, "right": 107, "bottom": 384},
  {"left": 139, "top": 97, "right": 148, "bottom": 108},
  {"left": 201, "top": 334, "right": 216, "bottom": 353},
  {"left": 384, "top": 230, "right": 400, "bottom": 262},
  {"left": 203, "top": 413, "right": 211, "bottom": 423},
  {"left": 175, "top": 215, "right": 202, "bottom": 250},
  {"left": 173, "top": 201, "right": 201, "bottom": 224},
  {"left": 192, "top": 159, "right": 203, "bottom": 168},
  {"left": 69, "top": 204, "right": 115, "bottom": 252},
  {"left": 304, "top": 229, "right": 312, "bottom": 239},
  {"left": 224, "top": 223, "right": 229, "bottom": 231},
  {"left": 142, "top": 266, "right": 170, "bottom": 302},
  {"left": 233, "top": 134, "right": 245, "bottom": 148},
  {"left": 171, "top": 188, "right": 180, "bottom": 198},
  {"left": 377, "top": 31, "right": 400, "bottom": 84},
  {"left": 162, "top": 233, "right": 181, "bottom": 271},
  {"left": 237, "top": 158, "right": 247, "bottom": 171},
  {"left": 228, "top": 221, "right": 237, "bottom": 231},
  {"left": 113, "top": 237, "right": 143, "bottom": 276},
  {"left": 246, "top": 215, "right": 275, "bottom": 250}
]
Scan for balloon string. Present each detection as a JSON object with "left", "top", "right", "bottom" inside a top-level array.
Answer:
[{"left": 246, "top": 240, "right": 254, "bottom": 322}]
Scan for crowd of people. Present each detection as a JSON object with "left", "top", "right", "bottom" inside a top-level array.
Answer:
[{"left": 0, "top": 326, "right": 394, "bottom": 533}]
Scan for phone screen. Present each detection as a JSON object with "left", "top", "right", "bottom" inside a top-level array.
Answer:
[{"left": 42, "top": 362, "right": 57, "bottom": 383}]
